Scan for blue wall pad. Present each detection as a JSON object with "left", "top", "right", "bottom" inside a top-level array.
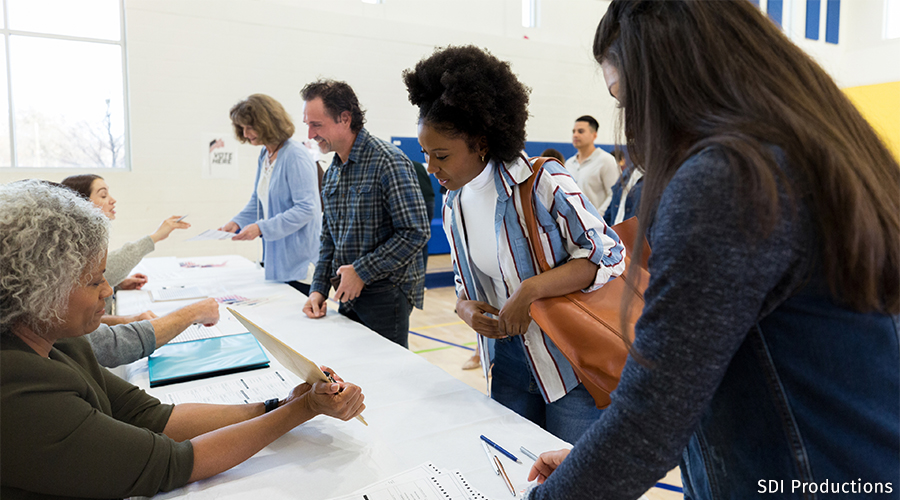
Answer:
[
  {"left": 425, "top": 271, "right": 456, "bottom": 289},
  {"left": 767, "top": 0, "right": 784, "bottom": 27},
  {"left": 806, "top": 0, "right": 821, "bottom": 39},
  {"left": 825, "top": 0, "right": 840, "bottom": 44}
]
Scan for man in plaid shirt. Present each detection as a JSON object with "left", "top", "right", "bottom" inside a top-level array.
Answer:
[{"left": 301, "top": 79, "right": 430, "bottom": 348}]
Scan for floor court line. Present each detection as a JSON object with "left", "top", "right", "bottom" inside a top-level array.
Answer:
[
  {"left": 409, "top": 330, "right": 475, "bottom": 351},
  {"left": 654, "top": 483, "right": 683, "bottom": 493}
]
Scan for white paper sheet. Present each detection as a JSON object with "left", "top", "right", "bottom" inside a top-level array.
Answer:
[
  {"left": 162, "top": 370, "right": 296, "bottom": 404},
  {"left": 327, "top": 463, "right": 493, "bottom": 500},
  {"left": 187, "top": 229, "right": 236, "bottom": 241}
]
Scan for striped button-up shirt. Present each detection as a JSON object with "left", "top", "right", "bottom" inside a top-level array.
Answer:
[
  {"left": 443, "top": 156, "right": 626, "bottom": 403},
  {"left": 311, "top": 128, "right": 430, "bottom": 308}
]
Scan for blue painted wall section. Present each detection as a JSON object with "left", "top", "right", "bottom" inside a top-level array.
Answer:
[
  {"left": 767, "top": 0, "right": 784, "bottom": 27},
  {"left": 806, "top": 0, "right": 821, "bottom": 40},
  {"left": 825, "top": 0, "right": 840, "bottom": 44}
]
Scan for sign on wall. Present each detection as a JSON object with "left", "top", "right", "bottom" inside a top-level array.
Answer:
[{"left": 201, "top": 133, "right": 239, "bottom": 179}]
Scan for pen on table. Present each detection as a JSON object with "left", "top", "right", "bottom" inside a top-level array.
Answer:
[
  {"left": 161, "top": 285, "right": 185, "bottom": 289},
  {"left": 480, "top": 435, "right": 521, "bottom": 463},
  {"left": 520, "top": 446, "right": 538, "bottom": 461},
  {"left": 494, "top": 456, "right": 516, "bottom": 496},
  {"left": 482, "top": 441, "right": 500, "bottom": 475}
]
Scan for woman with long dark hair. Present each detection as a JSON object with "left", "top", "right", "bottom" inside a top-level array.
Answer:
[{"left": 526, "top": 1, "right": 899, "bottom": 498}]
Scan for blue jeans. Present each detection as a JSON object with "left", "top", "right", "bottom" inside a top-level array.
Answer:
[
  {"left": 491, "top": 337, "right": 603, "bottom": 444},
  {"left": 338, "top": 278, "right": 411, "bottom": 349}
]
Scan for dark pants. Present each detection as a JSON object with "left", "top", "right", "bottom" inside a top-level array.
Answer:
[
  {"left": 286, "top": 281, "right": 311, "bottom": 296},
  {"left": 491, "top": 337, "right": 603, "bottom": 444},
  {"left": 338, "top": 279, "right": 412, "bottom": 349}
]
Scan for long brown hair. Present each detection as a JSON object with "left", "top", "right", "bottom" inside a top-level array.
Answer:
[
  {"left": 595, "top": 0, "right": 899, "bottom": 314},
  {"left": 229, "top": 94, "right": 295, "bottom": 146}
]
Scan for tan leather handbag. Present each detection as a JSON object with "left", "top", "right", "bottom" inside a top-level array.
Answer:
[{"left": 522, "top": 157, "right": 651, "bottom": 409}]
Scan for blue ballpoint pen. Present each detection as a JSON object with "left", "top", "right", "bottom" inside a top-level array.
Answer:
[{"left": 480, "top": 435, "right": 521, "bottom": 464}]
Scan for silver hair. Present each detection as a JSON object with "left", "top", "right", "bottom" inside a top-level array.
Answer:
[{"left": 0, "top": 179, "right": 110, "bottom": 334}]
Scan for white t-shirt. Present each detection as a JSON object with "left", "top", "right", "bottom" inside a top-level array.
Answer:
[
  {"left": 256, "top": 154, "right": 276, "bottom": 220},
  {"left": 459, "top": 161, "right": 507, "bottom": 308},
  {"left": 564, "top": 147, "right": 620, "bottom": 213}
]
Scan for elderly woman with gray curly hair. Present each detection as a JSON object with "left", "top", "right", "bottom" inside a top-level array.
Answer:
[{"left": 0, "top": 180, "right": 366, "bottom": 500}]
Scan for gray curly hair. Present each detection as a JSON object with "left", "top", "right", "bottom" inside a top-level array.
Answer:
[{"left": 0, "top": 180, "right": 110, "bottom": 334}]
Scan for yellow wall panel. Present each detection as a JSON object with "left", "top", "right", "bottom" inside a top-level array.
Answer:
[{"left": 843, "top": 81, "right": 900, "bottom": 161}]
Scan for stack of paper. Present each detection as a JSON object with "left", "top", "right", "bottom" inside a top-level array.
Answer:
[{"left": 327, "top": 463, "right": 493, "bottom": 500}]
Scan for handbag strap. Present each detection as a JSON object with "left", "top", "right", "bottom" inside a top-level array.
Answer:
[
  {"left": 519, "top": 156, "right": 652, "bottom": 274},
  {"left": 519, "top": 156, "right": 556, "bottom": 274}
]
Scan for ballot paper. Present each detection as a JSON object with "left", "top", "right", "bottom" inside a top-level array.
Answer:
[
  {"left": 161, "top": 371, "right": 296, "bottom": 405},
  {"left": 227, "top": 308, "right": 368, "bottom": 426},
  {"left": 187, "top": 229, "right": 236, "bottom": 241},
  {"left": 326, "top": 463, "right": 492, "bottom": 500},
  {"left": 150, "top": 286, "right": 207, "bottom": 302}
]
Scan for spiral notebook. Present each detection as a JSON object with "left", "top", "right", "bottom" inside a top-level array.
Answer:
[
  {"left": 326, "top": 462, "right": 491, "bottom": 500},
  {"left": 148, "top": 333, "right": 269, "bottom": 387}
]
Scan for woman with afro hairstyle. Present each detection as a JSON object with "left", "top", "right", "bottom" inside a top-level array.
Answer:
[{"left": 404, "top": 46, "right": 626, "bottom": 443}]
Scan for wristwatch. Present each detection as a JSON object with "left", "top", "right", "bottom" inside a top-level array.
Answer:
[{"left": 263, "top": 398, "right": 280, "bottom": 413}]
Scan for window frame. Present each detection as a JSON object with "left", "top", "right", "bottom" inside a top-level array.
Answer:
[{"left": 0, "top": 0, "right": 131, "bottom": 171}]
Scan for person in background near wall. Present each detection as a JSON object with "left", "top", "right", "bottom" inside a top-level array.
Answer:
[
  {"left": 0, "top": 180, "right": 366, "bottom": 500},
  {"left": 405, "top": 46, "right": 626, "bottom": 443},
  {"left": 564, "top": 115, "right": 619, "bottom": 213},
  {"left": 220, "top": 94, "right": 322, "bottom": 297},
  {"left": 61, "top": 174, "right": 189, "bottom": 324},
  {"left": 412, "top": 160, "right": 436, "bottom": 272},
  {"left": 301, "top": 79, "right": 430, "bottom": 349},
  {"left": 603, "top": 148, "right": 643, "bottom": 226},
  {"left": 540, "top": 148, "right": 566, "bottom": 164},
  {"left": 527, "top": 1, "right": 899, "bottom": 499}
]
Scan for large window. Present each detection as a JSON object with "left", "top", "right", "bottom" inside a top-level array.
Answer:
[
  {"left": 887, "top": 0, "right": 900, "bottom": 39},
  {"left": 1, "top": 0, "right": 128, "bottom": 169}
]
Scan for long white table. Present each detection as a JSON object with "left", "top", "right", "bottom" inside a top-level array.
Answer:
[{"left": 117, "top": 255, "right": 569, "bottom": 500}]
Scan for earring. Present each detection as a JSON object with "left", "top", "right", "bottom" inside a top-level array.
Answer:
[{"left": 480, "top": 154, "right": 486, "bottom": 162}]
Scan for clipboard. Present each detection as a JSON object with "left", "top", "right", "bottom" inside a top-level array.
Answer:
[{"left": 227, "top": 308, "right": 368, "bottom": 426}]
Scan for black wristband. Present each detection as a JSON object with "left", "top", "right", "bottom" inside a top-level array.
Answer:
[{"left": 263, "top": 398, "right": 280, "bottom": 413}]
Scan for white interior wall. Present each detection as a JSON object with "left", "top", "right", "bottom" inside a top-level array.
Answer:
[
  {"left": 1, "top": 0, "right": 618, "bottom": 262},
  {"left": 2, "top": 0, "right": 897, "bottom": 263}
]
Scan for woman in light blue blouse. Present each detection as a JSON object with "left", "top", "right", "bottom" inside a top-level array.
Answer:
[{"left": 221, "top": 94, "right": 321, "bottom": 295}]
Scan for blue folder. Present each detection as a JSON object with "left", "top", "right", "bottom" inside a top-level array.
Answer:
[{"left": 148, "top": 333, "right": 270, "bottom": 387}]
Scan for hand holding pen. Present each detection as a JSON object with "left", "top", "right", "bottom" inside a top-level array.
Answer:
[{"left": 526, "top": 448, "right": 571, "bottom": 485}]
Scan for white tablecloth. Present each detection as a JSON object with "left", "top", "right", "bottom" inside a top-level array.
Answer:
[{"left": 117, "top": 255, "right": 569, "bottom": 500}]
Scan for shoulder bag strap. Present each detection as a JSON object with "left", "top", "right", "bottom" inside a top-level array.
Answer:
[{"left": 519, "top": 156, "right": 555, "bottom": 275}]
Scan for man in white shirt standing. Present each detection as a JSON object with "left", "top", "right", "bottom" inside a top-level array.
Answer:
[{"left": 564, "top": 115, "right": 620, "bottom": 213}]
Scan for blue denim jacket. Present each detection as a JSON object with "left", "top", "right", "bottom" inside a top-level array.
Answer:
[
  {"left": 528, "top": 146, "right": 899, "bottom": 500},
  {"left": 682, "top": 281, "right": 900, "bottom": 499}
]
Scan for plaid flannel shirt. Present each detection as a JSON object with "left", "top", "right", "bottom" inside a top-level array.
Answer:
[{"left": 311, "top": 128, "right": 430, "bottom": 308}]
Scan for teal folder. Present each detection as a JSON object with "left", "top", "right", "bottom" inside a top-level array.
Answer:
[{"left": 148, "top": 333, "right": 270, "bottom": 387}]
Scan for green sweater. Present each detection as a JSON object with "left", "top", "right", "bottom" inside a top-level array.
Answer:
[{"left": 0, "top": 335, "right": 193, "bottom": 499}]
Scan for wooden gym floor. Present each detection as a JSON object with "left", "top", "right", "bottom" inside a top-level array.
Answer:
[{"left": 410, "top": 254, "right": 684, "bottom": 500}]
